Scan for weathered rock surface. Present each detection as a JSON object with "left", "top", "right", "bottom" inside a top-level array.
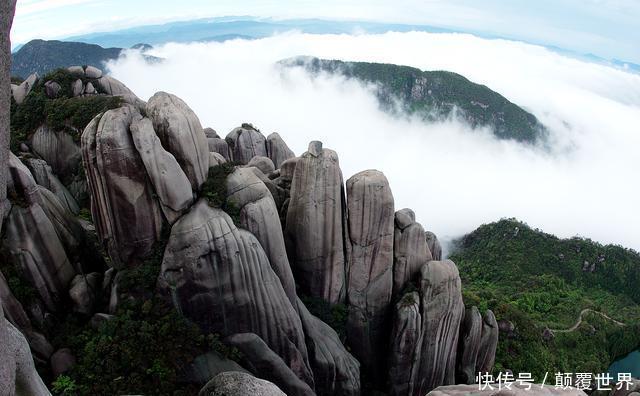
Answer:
[
  {"left": 345, "top": 170, "right": 394, "bottom": 378},
  {"left": 84, "top": 81, "right": 96, "bottom": 95},
  {"left": 84, "top": 65, "right": 102, "bottom": 79},
  {"left": 456, "top": 306, "right": 482, "bottom": 385},
  {"left": 71, "top": 78, "right": 83, "bottom": 97},
  {"left": 225, "top": 333, "right": 316, "bottom": 396},
  {"left": 285, "top": 141, "right": 348, "bottom": 304},
  {"left": 247, "top": 156, "right": 276, "bottom": 175},
  {"left": 130, "top": 114, "right": 193, "bottom": 223},
  {"left": 297, "top": 299, "right": 361, "bottom": 396},
  {"left": 44, "top": 80, "right": 61, "bottom": 98},
  {"left": 147, "top": 92, "right": 209, "bottom": 190},
  {"left": 204, "top": 128, "right": 219, "bottom": 139},
  {"left": 388, "top": 291, "right": 422, "bottom": 396},
  {"left": 67, "top": 66, "right": 84, "bottom": 76},
  {"left": 199, "top": 371, "right": 286, "bottom": 396},
  {"left": 81, "top": 106, "right": 163, "bottom": 267},
  {"left": 51, "top": 348, "right": 76, "bottom": 377},
  {"left": 4, "top": 154, "right": 77, "bottom": 312},
  {"left": 393, "top": 208, "right": 432, "bottom": 297},
  {"left": 25, "top": 158, "right": 79, "bottom": 214},
  {"left": 609, "top": 378, "right": 640, "bottom": 396},
  {"left": 38, "top": 186, "right": 86, "bottom": 266},
  {"left": 425, "top": 231, "right": 443, "bottom": 261},
  {"left": 11, "top": 72, "right": 37, "bottom": 104},
  {"left": 226, "top": 124, "right": 268, "bottom": 165},
  {"left": 208, "top": 137, "right": 233, "bottom": 162},
  {"left": 429, "top": 384, "right": 587, "bottom": 396},
  {"left": 68, "top": 273, "right": 101, "bottom": 315},
  {"left": 476, "top": 310, "right": 498, "bottom": 375},
  {"left": 266, "top": 132, "right": 295, "bottom": 168},
  {"left": 414, "top": 260, "right": 465, "bottom": 395},
  {"left": 96, "top": 75, "right": 145, "bottom": 108},
  {"left": 210, "top": 152, "right": 227, "bottom": 167},
  {"left": 184, "top": 351, "right": 248, "bottom": 385},
  {"left": 0, "top": 311, "right": 51, "bottom": 396},
  {"left": 0, "top": 270, "right": 53, "bottom": 363},
  {"left": 226, "top": 168, "right": 297, "bottom": 306},
  {"left": 159, "top": 200, "right": 313, "bottom": 386},
  {"left": 30, "top": 125, "right": 81, "bottom": 179},
  {"left": 279, "top": 157, "right": 300, "bottom": 181}
]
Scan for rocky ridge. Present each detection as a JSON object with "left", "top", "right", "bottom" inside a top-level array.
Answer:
[{"left": 0, "top": 67, "right": 503, "bottom": 395}]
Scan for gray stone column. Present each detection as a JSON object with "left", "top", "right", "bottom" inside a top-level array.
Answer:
[{"left": 0, "top": 0, "right": 17, "bottom": 231}]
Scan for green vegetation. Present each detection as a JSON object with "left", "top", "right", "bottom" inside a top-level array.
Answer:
[
  {"left": 300, "top": 294, "right": 349, "bottom": 342},
  {"left": 51, "top": 375, "right": 78, "bottom": 395},
  {"left": 0, "top": 247, "right": 38, "bottom": 305},
  {"left": 9, "top": 68, "right": 122, "bottom": 149},
  {"left": 291, "top": 57, "right": 546, "bottom": 143},
  {"left": 42, "top": 229, "right": 241, "bottom": 395},
  {"left": 450, "top": 219, "right": 640, "bottom": 379},
  {"left": 200, "top": 162, "right": 242, "bottom": 223}
]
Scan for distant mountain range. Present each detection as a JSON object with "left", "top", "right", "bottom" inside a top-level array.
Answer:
[
  {"left": 62, "top": 16, "right": 456, "bottom": 49},
  {"left": 10, "top": 39, "right": 159, "bottom": 79},
  {"left": 10, "top": 38, "right": 548, "bottom": 143},
  {"left": 285, "top": 57, "right": 546, "bottom": 143},
  {"left": 12, "top": 17, "right": 639, "bottom": 77},
  {"left": 55, "top": 16, "right": 640, "bottom": 74}
]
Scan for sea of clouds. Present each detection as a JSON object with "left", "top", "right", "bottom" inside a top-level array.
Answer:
[{"left": 105, "top": 31, "right": 640, "bottom": 253}]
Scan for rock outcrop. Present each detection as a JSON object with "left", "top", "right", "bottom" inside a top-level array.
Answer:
[
  {"left": 146, "top": 92, "right": 209, "bottom": 190},
  {"left": 425, "top": 231, "right": 442, "bottom": 261},
  {"left": 4, "top": 153, "right": 78, "bottom": 311},
  {"left": 0, "top": 0, "right": 12, "bottom": 231},
  {"left": 11, "top": 73, "right": 37, "bottom": 104},
  {"left": 345, "top": 170, "right": 394, "bottom": 378},
  {"left": 428, "top": 384, "right": 587, "bottom": 396},
  {"left": 96, "top": 75, "right": 145, "bottom": 109},
  {"left": 393, "top": 208, "right": 432, "bottom": 297},
  {"left": 389, "top": 260, "right": 465, "bottom": 396},
  {"left": 208, "top": 137, "right": 233, "bottom": 162},
  {"left": 476, "top": 310, "right": 498, "bottom": 375},
  {"left": 414, "top": 260, "right": 465, "bottom": 394},
  {"left": 226, "top": 168, "right": 298, "bottom": 306},
  {"left": 159, "top": 200, "right": 314, "bottom": 386},
  {"left": 199, "top": 371, "right": 286, "bottom": 396},
  {"left": 30, "top": 125, "right": 81, "bottom": 179},
  {"left": 226, "top": 124, "right": 268, "bottom": 165},
  {"left": 130, "top": 114, "right": 193, "bottom": 223},
  {"left": 297, "top": 300, "right": 361, "bottom": 396},
  {"left": 0, "top": 295, "right": 50, "bottom": 396},
  {"left": 81, "top": 106, "right": 163, "bottom": 267},
  {"left": 3, "top": 79, "right": 499, "bottom": 396},
  {"left": 388, "top": 291, "right": 422, "bottom": 396},
  {"left": 24, "top": 158, "right": 79, "bottom": 214},
  {"left": 247, "top": 156, "right": 276, "bottom": 175},
  {"left": 456, "top": 307, "right": 482, "bottom": 385},
  {"left": 266, "top": 132, "right": 295, "bottom": 168},
  {"left": 285, "top": 141, "right": 348, "bottom": 305},
  {"left": 224, "top": 333, "right": 316, "bottom": 396}
]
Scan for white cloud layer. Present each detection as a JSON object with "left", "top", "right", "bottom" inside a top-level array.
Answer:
[{"left": 105, "top": 31, "right": 640, "bottom": 252}]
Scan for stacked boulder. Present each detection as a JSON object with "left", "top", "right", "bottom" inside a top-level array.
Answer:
[
  {"left": 79, "top": 91, "right": 360, "bottom": 396},
  {"left": 2, "top": 71, "right": 500, "bottom": 395}
]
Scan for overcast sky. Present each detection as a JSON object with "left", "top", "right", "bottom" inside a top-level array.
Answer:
[{"left": 11, "top": 0, "right": 640, "bottom": 63}]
